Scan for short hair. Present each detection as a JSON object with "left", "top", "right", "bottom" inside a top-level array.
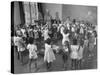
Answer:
[
  {"left": 45, "top": 38, "right": 51, "bottom": 45},
  {"left": 64, "top": 41, "right": 69, "bottom": 46},
  {"left": 73, "top": 39, "right": 77, "bottom": 45},
  {"left": 29, "top": 37, "right": 33, "bottom": 44},
  {"left": 63, "top": 28, "right": 68, "bottom": 34}
]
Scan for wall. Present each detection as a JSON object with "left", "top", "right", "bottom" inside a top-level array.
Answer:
[
  {"left": 62, "top": 4, "right": 97, "bottom": 25},
  {"left": 14, "top": 2, "right": 21, "bottom": 25},
  {"left": 42, "top": 3, "right": 62, "bottom": 20}
]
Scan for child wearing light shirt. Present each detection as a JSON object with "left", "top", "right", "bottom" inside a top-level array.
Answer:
[
  {"left": 62, "top": 41, "right": 70, "bottom": 69},
  {"left": 27, "top": 40, "right": 38, "bottom": 72},
  {"left": 70, "top": 39, "right": 79, "bottom": 70},
  {"left": 77, "top": 41, "right": 84, "bottom": 69}
]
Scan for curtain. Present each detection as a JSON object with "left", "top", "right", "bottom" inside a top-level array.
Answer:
[
  {"left": 23, "top": 2, "right": 38, "bottom": 26},
  {"left": 19, "top": 2, "right": 25, "bottom": 25}
]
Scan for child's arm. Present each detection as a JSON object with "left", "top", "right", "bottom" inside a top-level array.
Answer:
[
  {"left": 27, "top": 45, "right": 29, "bottom": 50},
  {"left": 35, "top": 45, "right": 37, "bottom": 51}
]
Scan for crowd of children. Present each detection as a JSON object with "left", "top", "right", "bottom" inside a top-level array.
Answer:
[{"left": 12, "top": 14, "right": 97, "bottom": 71}]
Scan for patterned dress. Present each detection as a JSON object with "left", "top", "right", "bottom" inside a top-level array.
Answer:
[{"left": 27, "top": 44, "right": 38, "bottom": 59}]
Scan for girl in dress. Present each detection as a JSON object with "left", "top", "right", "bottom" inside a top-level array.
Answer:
[
  {"left": 77, "top": 39, "right": 84, "bottom": 69},
  {"left": 70, "top": 39, "right": 79, "bottom": 70},
  {"left": 44, "top": 39, "right": 56, "bottom": 70},
  {"left": 27, "top": 39, "right": 38, "bottom": 72},
  {"left": 88, "top": 32, "right": 95, "bottom": 57}
]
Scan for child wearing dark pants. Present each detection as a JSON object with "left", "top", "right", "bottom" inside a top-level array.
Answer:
[
  {"left": 62, "top": 52, "right": 69, "bottom": 69},
  {"left": 77, "top": 59, "right": 82, "bottom": 69},
  {"left": 70, "top": 39, "right": 79, "bottom": 70},
  {"left": 62, "top": 41, "right": 70, "bottom": 70},
  {"left": 77, "top": 44, "right": 84, "bottom": 69},
  {"left": 71, "top": 59, "right": 78, "bottom": 70},
  {"left": 46, "top": 61, "right": 52, "bottom": 69}
]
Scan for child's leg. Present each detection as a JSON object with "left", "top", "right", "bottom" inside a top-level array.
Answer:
[
  {"left": 21, "top": 52, "right": 24, "bottom": 64},
  {"left": 64, "top": 54, "right": 68, "bottom": 69},
  {"left": 29, "top": 59, "right": 32, "bottom": 72},
  {"left": 34, "top": 59, "right": 37, "bottom": 68},
  {"left": 74, "top": 59, "right": 77, "bottom": 69},
  {"left": 46, "top": 61, "right": 49, "bottom": 69},
  {"left": 79, "top": 59, "right": 82, "bottom": 69},
  {"left": 71, "top": 59, "right": 74, "bottom": 69},
  {"left": 19, "top": 51, "right": 22, "bottom": 62},
  {"left": 48, "top": 62, "right": 52, "bottom": 70},
  {"left": 65, "top": 54, "right": 68, "bottom": 69},
  {"left": 76, "top": 59, "right": 79, "bottom": 69},
  {"left": 62, "top": 54, "right": 66, "bottom": 66},
  {"left": 73, "top": 59, "right": 77, "bottom": 70},
  {"left": 77, "top": 60, "right": 79, "bottom": 69}
]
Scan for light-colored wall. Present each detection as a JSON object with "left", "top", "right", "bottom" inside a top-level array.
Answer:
[
  {"left": 62, "top": 5, "right": 97, "bottom": 25},
  {"left": 42, "top": 3, "right": 62, "bottom": 20}
]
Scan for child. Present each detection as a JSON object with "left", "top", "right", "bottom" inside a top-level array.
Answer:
[
  {"left": 70, "top": 39, "right": 79, "bottom": 70},
  {"left": 62, "top": 41, "right": 70, "bottom": 70},
  {"left": 44, "top": 39, "right": 56, "bottom": 70},
  {"left": 42, "top": 28, "right": 50, "bottom": 41},
  {"left": 14, "top": 34, "right": 25, "bottom": 64},
  {"left": 84, "top": 35, "right": 89, "bottom": 49},
  {"left": 27, "top": 39, "right": 38, "bottom": 72},
  {"left": 88, "top": 32, "right": 95, "bottom": 57},
  {"left": 52, "top": 21, "right": 57, "bottom": 39},
  {"left": 60, "top": 27, "right": 70, "bottom": 46},
  {"left": 77, "top": 41, "right": 84, "bottom": 69}
]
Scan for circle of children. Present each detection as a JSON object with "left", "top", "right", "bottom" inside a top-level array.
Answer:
[{"left": 12, "top": 16, "right": 97, "bottom": 71}]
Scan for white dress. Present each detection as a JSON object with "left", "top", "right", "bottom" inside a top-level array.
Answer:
[
  {"left": 44, "top": 43, "right": 56, "bottom": 63},
  {"left": 27, "top": 44, "right": 38, "bottom": 59},
  {"left": 70, "top": 45, "right": 79, "bottom": 59},
  {"left": 78, "top": 46, "right": 84, "bottom": 60}
]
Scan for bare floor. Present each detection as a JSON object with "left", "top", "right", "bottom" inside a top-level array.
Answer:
[{"left": 14, "top": 40, "right": 97, "bottom": 74}]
